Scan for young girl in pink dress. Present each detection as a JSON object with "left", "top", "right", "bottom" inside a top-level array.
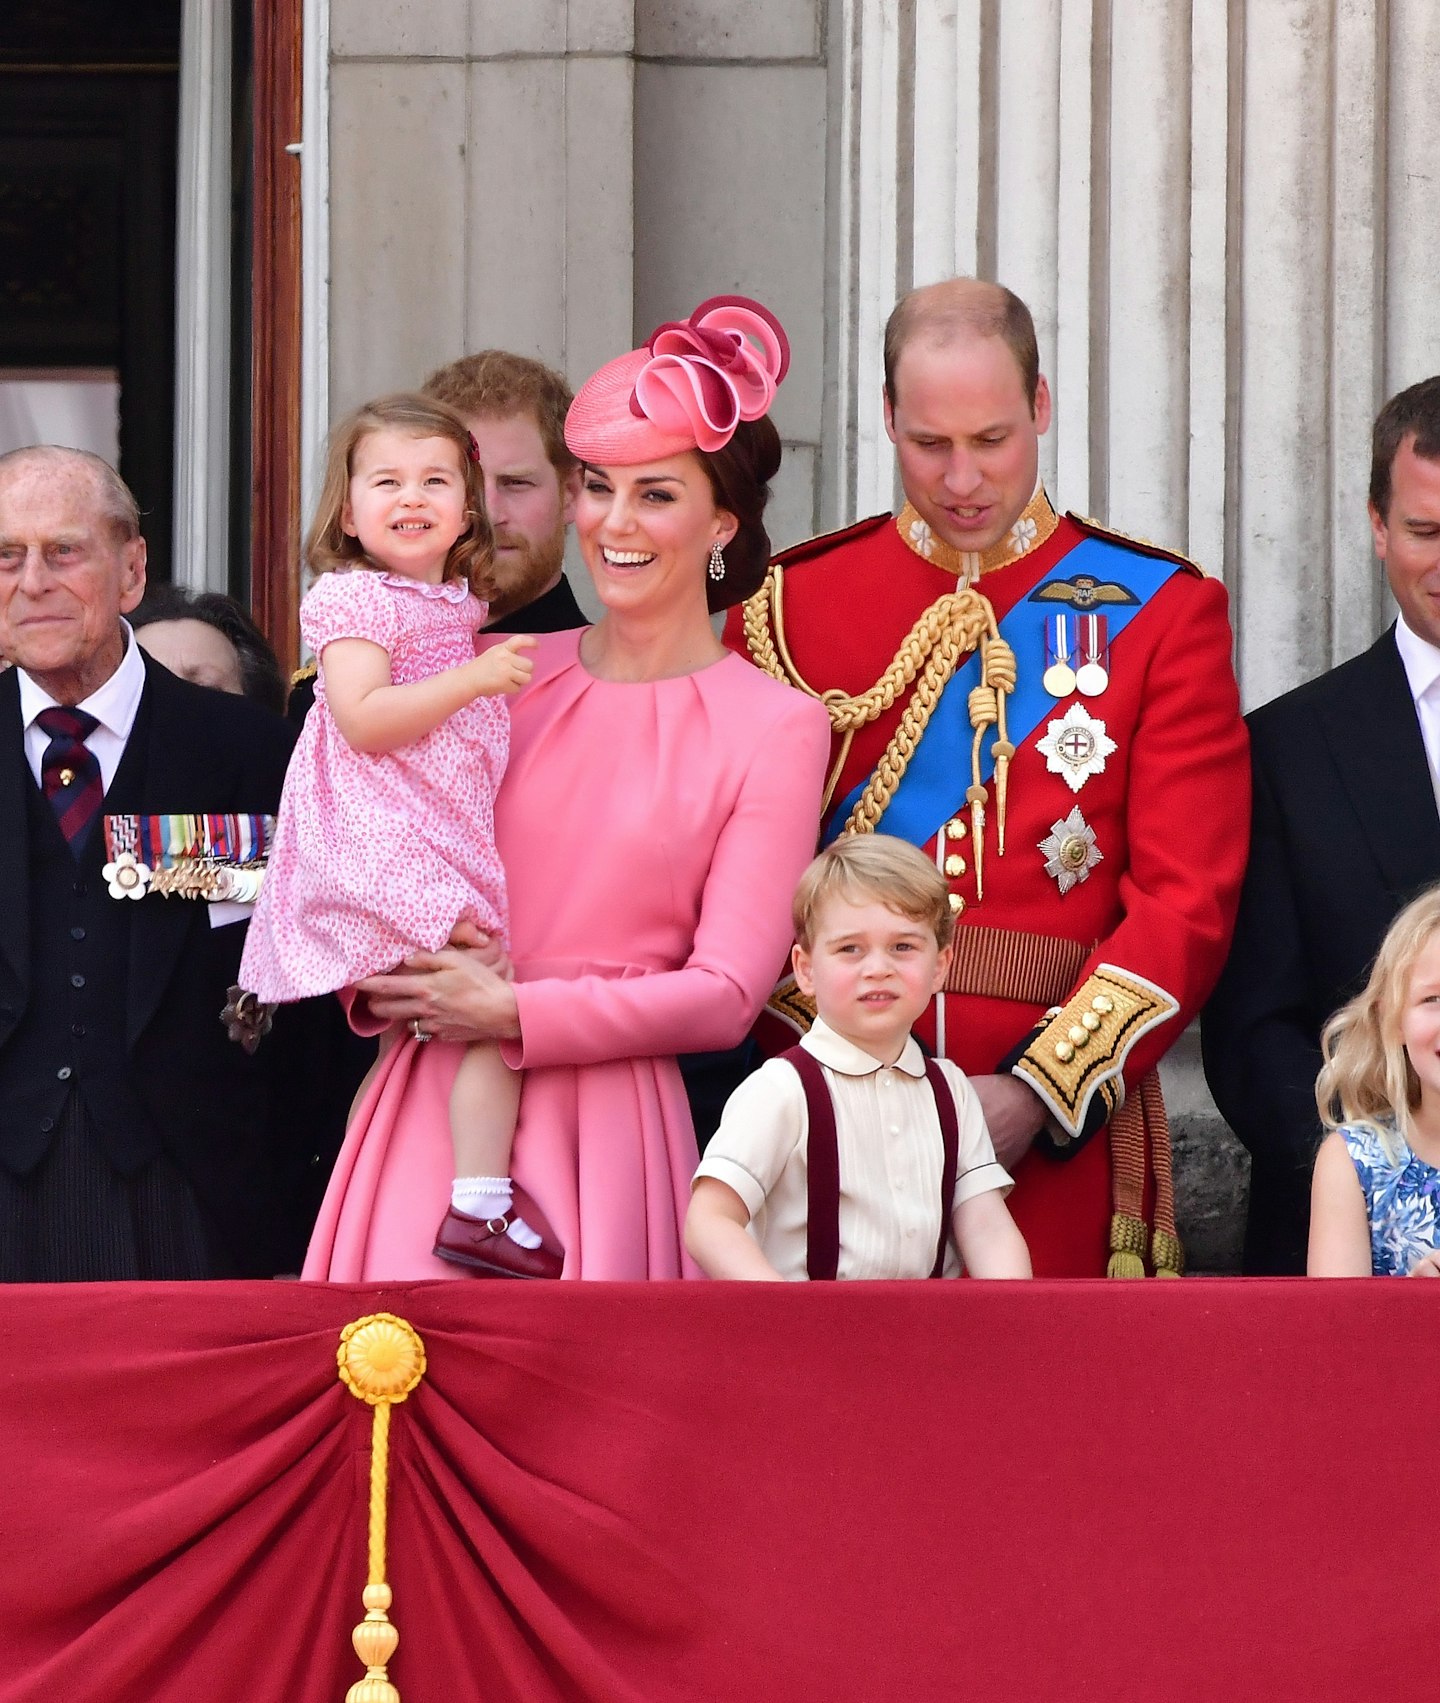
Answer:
[{"left": 239, "top": 392, "right": 558, "bottom": 1278}]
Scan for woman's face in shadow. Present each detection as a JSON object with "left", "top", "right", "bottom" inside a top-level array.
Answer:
[
  {"left": 573, "top": 451, "right": 736, "bottom": 620},
  {"left": 135, "top": 617, "right": 243, "bottom": 694}
]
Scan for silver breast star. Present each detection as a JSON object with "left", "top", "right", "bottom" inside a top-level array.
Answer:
[
  {"left": 1036, "top": 702, "right": 1117, "bottom": 795},
  {"left": 1039, "top": 806, "right": 1103, "bottom": 894}
]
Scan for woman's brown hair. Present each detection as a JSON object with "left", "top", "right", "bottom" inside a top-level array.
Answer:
[{"left": 695, "top": 414, "right": 783, "bottom": 613}]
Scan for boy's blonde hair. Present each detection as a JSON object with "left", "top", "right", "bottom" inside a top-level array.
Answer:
[
  {"left": 1315, "top": 883, "right": 1440, "bottom": 1158},
  {"left": 793, "top": 834, "right": 955, "bottom": 951},
  {"left": 305, "top": 393, "right": 496, "bottom": 597}
]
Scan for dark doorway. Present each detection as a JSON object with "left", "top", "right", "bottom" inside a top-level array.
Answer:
[{"left": 0, "top": 2, "right": 180, "bottom": 580}]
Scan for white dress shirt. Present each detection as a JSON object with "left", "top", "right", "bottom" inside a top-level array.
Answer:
[
  {"left": 17, "top": 620, "right": 146, "bottom": 791},
  {"left": 695, "top": 1016, "right": 1012, "bottom": 1280},
  {"left": 1393, "top": 614, "right": 1440, "bottom": 816}
]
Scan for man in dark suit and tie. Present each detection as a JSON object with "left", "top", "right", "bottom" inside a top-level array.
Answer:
[
  {"left": 0, "top": 444, "right": 306, "bottom": 1279},
  {"left": 1203, "top": 376, "right": 1440, "bottom": 1272}
]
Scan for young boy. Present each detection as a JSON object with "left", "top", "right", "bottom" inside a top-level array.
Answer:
[{"left": 686, "top": 835, "right": 1031, "bottom": 1281}]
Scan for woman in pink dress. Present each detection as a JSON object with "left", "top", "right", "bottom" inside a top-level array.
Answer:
[{"left": 304, "top": 298, "right": 832, "bottom": 1280}]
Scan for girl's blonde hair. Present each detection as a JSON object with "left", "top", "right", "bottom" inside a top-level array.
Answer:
[
  {"left": 1315, "top": 883, "right": 1440, "bottom": 1156},
  {"left": 304, "top": 393, "right": 496, "bottom": 596}
]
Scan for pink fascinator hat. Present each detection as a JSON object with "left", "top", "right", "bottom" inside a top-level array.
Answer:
[{"left": 565, "top": 294, "right": 790, "bottom": 464}]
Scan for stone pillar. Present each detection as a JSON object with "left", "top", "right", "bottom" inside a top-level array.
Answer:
[
  {"left": 836, "top": 0, "right": 1440, "bottom": 709},
  {"left": 327, "top": 1, "right": 634, "bottom": 416},
  {"left": 632, "top": 0, "right": 829, "bottom": 552}
]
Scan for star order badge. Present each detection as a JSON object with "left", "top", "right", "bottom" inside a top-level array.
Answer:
[
  {"left": 1039, "top": 806, "right": 1103, "bottom": 894},
  {"left": 1036, "top": 703, "right": 1117, "bottom": 795}
]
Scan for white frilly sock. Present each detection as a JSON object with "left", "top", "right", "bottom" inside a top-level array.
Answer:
[{"left": 451, "top": 1175, "right": 543, "bottom": 1248}]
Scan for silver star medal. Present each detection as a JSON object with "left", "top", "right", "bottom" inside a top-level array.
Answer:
[
  {"left": 1036, "top": 703, "right": 1117, "bottom": 795},
  {"left": 1039, "top": 806, "right": 1103, "bottom": 894}
]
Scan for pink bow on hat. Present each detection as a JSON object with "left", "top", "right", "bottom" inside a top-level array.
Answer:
[
  {"left": 565, "top": 294, "right": 791, "bottom": 464},
  {"left": 628, "top": 297, "right": 790, "bottom": 454}
]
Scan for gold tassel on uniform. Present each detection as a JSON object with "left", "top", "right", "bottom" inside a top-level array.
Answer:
[
  {"left": 1143, "top": 1071, "right": 1185, "bottom": 1277},
  {"left": 743, "top": 570, "right": 1016, "bottom": 871},
  {"left": 1107, "top": 1211, "right": 1149, "bottom": 1279},
  {"left": 337, "top": 1313, "right": 427, "bottom": 1703}
]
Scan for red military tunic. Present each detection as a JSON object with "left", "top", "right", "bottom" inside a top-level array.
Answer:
[{"left": 722, "top": 490, "right": 1249, "bottom": 1276}]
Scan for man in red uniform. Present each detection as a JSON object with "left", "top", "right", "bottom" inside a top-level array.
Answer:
[{"left": 724, "top": 278, "right": 1249, "bottom": 1275}]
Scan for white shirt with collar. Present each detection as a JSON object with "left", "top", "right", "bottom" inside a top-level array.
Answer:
[
  {"left": 1393, "top": 614, "right": 1440, "bottom": 816},
  {"left": 17, "top": 619, "right": 146, "bottom": 792},
  {"left": 694, "top": 1015, "right": 1011, "bottom": 1280}
]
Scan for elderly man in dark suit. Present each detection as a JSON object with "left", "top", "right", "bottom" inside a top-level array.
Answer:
[
  {"left": 1203, "top": 376, "right": 1440, "bottom": 1273},
  {"left": 0, "top": 445, "right": 305, "bottom": 1279}
]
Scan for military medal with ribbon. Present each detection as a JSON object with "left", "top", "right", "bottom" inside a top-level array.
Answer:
[
  {"left": 1042, "top": 613, "right": 1078, "bottom": 698},
  {"left": 100, "top": 812, "right": 274, "bottom": 902},
  {"left": 1075, "top": 614, "right": 1110, "bottom": 696}
]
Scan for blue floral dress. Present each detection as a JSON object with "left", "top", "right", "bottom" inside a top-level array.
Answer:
[{"left": 1340, "top": 1121, "right": 1440, "bottom": 1275}]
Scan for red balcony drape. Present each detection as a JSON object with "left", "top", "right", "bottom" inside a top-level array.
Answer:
[{"left": 4, "top": 1279, "right": 1427, "bottom": 1702}]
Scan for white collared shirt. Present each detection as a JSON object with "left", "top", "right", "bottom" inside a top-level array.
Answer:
[
  {"left": 694, "top": 1016, "right": 1011, "bottom": 1280},
  {"left": 17, "top": 620, "right": 146, "bottom": 792},
  {"left": 1393, "top": 615, "right": 1440, "bottom": 816}
]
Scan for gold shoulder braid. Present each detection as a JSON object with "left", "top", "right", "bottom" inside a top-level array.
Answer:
[{"left": 743, "top": 567, "right": 1014, "bottom": 893}]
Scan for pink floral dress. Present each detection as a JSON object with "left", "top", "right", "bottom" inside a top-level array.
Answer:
[{"left": 240, "top": 569, "right": 509, "bottom": 1002}]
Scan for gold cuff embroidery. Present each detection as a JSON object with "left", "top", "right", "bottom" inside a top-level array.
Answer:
[
  {"left": 1012, "top": 964, "right": 1179, "bottom": 1139},
  {"left": 765, "top": 976, "right": 818, "bottom": 1037}
]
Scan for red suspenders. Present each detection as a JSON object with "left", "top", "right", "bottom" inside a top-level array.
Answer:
[{"left": 779, "top": 1046, "right": 960, "bottom": 1281}]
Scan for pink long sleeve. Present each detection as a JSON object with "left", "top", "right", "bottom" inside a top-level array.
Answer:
[{"left": 508, "top": 689, "right": 830, "bottom": 1069}]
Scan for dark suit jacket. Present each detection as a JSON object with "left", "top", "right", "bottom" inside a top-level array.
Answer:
[
  {"left": 0, "top": 655, "right": 317, "bottom": 1273},
  {"left": 1201, "top": 626, "right": 1440, "bottom": 1272}
]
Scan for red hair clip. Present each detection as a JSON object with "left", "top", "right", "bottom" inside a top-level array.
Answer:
[{"left": 466, "top": 431, "right": 481, "bottom": 465}]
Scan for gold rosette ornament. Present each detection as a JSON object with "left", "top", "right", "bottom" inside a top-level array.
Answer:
[{"left": 337, "top": 1314, "right": 427, "bottom": 1703}]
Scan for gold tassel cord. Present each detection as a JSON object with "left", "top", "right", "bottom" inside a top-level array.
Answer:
[
  {"left": 982, "top": 637, "right": 1017, "bottom": 853},
  {"left": 742, "top": 570, "right": 1014, "bottom": 850},
  {"left": 337, "top": 1314, "right": 427, "bottom": 1703}
]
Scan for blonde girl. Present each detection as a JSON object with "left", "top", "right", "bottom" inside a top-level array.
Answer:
[
  {"left": 239, "top": 393, "right": 556, "bottom": 1278},
  {"left": 1310, "top": 884, "right": 1440, "bottom": 1276}
]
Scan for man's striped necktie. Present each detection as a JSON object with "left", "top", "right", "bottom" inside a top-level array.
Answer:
[{"left": 36, "top": 706, "right": 103, "bottom": 854}]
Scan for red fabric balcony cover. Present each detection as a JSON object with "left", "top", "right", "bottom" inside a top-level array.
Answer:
[{"left": 3, "top": 1279, "right": 1425, "bottom": 1702}]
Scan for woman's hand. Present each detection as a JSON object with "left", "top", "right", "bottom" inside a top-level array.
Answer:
[
  {"left": 358, "top": 945, "right": 521, "bottom": 1045},
  {"left": 1407, "top": 1248, "right": 1440, "bottom": 1278}
]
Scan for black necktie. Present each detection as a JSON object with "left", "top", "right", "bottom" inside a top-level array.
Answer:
[{"left": 36, "top": 706, "right": 103, "bottom": 854}]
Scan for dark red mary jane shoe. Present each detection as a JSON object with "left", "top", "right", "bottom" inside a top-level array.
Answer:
[{"left": 433, "top": 1207, "right": 562, "bottom": 1279}]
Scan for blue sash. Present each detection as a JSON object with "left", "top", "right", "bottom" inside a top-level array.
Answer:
[{"left": 823, "top": 537, "right": 1179, "bottom": 849}]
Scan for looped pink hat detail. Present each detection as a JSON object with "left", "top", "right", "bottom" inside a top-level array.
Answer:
[{"left": 566, "top": 294, "right": 790, "bottom": 464}]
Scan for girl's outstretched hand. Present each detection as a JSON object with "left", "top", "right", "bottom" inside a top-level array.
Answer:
[
  {"left": 470, "top": 633, "right": 536, "bottom": 697},
  {"left": 448, "top": 918, "right": 514, "bottom": 981}
]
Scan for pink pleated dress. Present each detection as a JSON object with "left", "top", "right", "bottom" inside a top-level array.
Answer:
[
  {"left": 240, "top": 569, "right": 509, "bottom": 1001},
  {"left": 303, "top": 629, "right": 832, "bottom": 1280}
]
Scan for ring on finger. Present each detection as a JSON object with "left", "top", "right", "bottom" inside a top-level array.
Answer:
[{"left": 411, "top": 1017, "right": 432, "bottom": 1043}]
